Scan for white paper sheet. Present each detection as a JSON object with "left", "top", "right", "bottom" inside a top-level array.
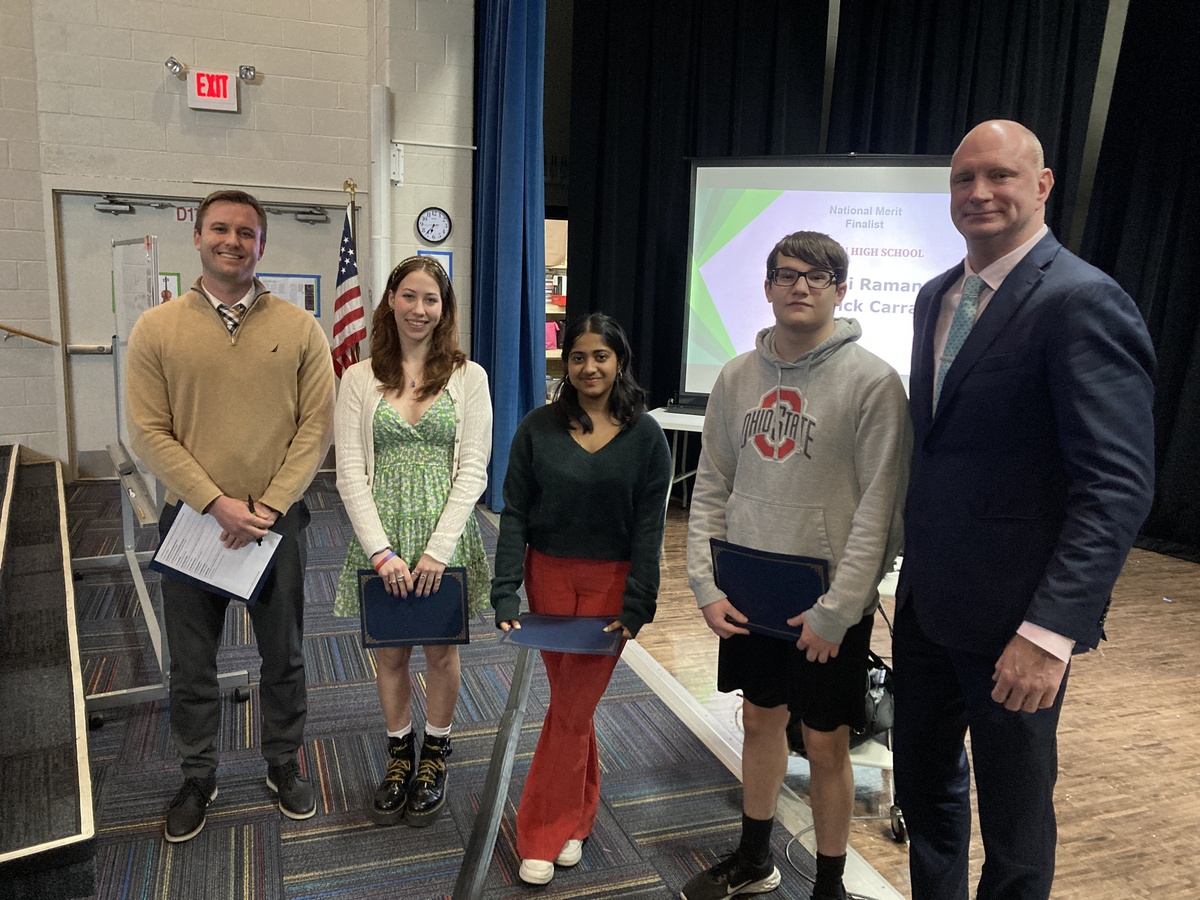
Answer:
[{"left": 152, "top": 503, "right": 282, "bottom": 601}]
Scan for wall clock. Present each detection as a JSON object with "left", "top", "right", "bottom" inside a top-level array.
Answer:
[{"left": 417, "top": 206, "right": 451, "bottom": 244}]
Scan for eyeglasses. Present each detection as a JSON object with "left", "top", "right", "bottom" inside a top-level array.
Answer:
[{"left": 768, "top": 267, "right": 839, "bottom": 289}]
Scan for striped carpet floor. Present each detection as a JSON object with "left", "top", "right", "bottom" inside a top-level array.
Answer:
[{"left": 66, "top": 473, "right": 819, "bottom": 899}]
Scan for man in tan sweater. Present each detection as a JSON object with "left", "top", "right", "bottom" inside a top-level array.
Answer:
[{"left": 126, "top": 189, "right": 334, "bottom": 843}]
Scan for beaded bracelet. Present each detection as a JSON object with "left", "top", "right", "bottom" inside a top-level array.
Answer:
[{"left": 372, "top": 551, "right": 397, "bottom": 572}]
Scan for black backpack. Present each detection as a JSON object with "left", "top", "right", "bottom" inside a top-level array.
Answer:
[{"left": 786, "top": 650, "right": 895, "bottom": 756}]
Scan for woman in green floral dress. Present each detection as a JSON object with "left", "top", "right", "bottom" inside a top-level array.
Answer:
[{"left": 334, "top": 255, "right": 492, "bottom": 827}]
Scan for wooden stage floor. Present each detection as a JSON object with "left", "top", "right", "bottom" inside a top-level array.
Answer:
[{"left": 635, "top": 503, "right": 1200, "bottom": 900}]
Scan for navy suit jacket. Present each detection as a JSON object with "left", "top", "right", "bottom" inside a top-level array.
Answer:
[{"left": 896, "top": 232, "right": 1155, "bottom": 658}]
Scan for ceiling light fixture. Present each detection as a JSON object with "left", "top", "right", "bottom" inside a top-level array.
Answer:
[{"left": 164, "top": 57, "right": 188, "bottom": 80}]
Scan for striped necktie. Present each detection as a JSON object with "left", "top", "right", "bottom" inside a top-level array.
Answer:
[
  {"left": 934, "top": 274, "right": 985, "bottom": 410},
  {"left": 217, "top": 303, "right": 246, "bottom": 335}
]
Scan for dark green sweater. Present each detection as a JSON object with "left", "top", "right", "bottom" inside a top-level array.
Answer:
[{"left": 490, "top": 406, "right": 672, "bottom": 635}]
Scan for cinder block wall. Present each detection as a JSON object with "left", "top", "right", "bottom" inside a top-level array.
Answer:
[
  {"left": 0, "top": 1, "right": 54, "bottom": 457},
  {"left": 0, "top": 0, "right": 477, "bottom": 472}
]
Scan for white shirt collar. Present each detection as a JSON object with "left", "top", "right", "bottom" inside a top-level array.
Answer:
[
  {"left": 964, "top": 224, "right": 1049, "bottom": 292},
  {"left": 197, "top": 280, "right": 259, "bottom": 312}
]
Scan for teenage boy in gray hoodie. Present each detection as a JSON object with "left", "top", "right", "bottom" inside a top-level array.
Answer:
[{"left": 681, "top": 232, "right": 912, "bottom": 900}]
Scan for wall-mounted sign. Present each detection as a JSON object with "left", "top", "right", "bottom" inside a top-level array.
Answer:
[
  {"left": 187, "top": 70, "right": 239, "bottom": 113},
  {"left": 259, "top": 273, "right": 321, "bottom": 316},
  {"left": 417, "top": 250, "right": 452, "bottom": 280}
]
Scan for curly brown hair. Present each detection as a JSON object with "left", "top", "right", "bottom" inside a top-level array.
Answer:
[{"left": 369, "top": 255, "right": 466, "bottom": 398}]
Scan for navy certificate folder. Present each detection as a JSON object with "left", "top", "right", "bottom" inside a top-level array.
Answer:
[
  {"left": 358, "top": 568, "right": 469, "bottom": 648},
  {"left": 710, "top": 538, "right": 830, "bottom": 641},
  {"left": 498, "top": 614, "right": 625, "bottom": 656},
  {"left": 149, "top": 500, "right": 280, "bottom": 605},
  {"left": 149, "top": 553, "right": 276, "bottom": 606}
]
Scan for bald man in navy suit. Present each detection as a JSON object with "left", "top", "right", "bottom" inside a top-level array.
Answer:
[{"left": 893, "top": 120, "right": 1155, "bottom": 900}]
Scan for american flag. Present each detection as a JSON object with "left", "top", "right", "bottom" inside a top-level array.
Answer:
[{"left": 331, "top": 202, "right": 365, "bottom": 378}]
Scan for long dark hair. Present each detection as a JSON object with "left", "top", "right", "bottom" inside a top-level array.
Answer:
[
  {"left": 370, "top": 256, "right": 465, "bottom": 398},
  {"left": 552, "top": 313, "right": 647, "bottom": 433}
]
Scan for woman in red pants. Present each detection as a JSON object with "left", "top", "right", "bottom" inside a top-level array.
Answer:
[{"left": 491, "top": 313, "right": 672, "bottom": 885}]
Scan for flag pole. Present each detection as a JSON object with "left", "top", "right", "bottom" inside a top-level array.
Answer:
[
  {"left": 332, "top": 179, "right": 366, "bottom": 377},
  {"left": 342, "top": 178, "right": 359, "bottom": 369},
  {"left": 342, "top": 178, "right": 357, "bottom": 246}
]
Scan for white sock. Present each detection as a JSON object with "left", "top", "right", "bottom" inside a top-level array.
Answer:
[
  {"left": 386, "top": 723, "right": 412, "bottom": 739},
  {"left": 425, "top": 723, "right": 451, "bottom": 738}
]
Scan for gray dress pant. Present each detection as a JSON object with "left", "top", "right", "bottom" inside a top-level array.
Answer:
[{"left": 159, "top": 500, "right": 310, "bottom": 780}]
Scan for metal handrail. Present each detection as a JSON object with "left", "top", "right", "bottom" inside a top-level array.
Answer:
[{"left": 452, "top": 645, "right": 535, "bottom": 899}]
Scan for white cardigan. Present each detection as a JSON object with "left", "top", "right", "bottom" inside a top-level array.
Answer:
[{"left": 335, "top": 358, "right": 492, "bottom": 564}]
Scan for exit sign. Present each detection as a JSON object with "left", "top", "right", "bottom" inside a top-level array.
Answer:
[{"left": 187, "top": 70, "right": 239, "bottom": 112}]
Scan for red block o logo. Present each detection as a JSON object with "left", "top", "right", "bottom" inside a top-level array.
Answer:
[{"left": 753, "top": 388, "right": 803, "bottom": 460}]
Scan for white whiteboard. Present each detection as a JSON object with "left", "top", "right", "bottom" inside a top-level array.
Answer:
[
  {"left": 112, "top": 236, "right": 157, "bottom": 344},
  {"left": 111, "top": 235, "right": 159, "bottom": 496}
]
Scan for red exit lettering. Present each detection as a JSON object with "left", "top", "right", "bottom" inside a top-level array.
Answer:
[{"left": 195, "top": 72, "right": 229, "bottom": 99}]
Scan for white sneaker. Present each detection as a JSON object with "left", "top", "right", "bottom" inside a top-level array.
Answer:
[
  {"left": 519, "top": 859, "right": 554, "bottom": 885},
  {"left": 556, "top": 839, "right": 583, "bottom": 867}
]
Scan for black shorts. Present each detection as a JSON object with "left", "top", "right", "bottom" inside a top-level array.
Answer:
[{"left": 717, "top": 612, "right": 874, "bottom": 733}]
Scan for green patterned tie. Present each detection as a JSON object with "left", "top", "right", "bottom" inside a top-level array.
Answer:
[{"left": 934, "top": 275, "right": 985, "bottom": 410}]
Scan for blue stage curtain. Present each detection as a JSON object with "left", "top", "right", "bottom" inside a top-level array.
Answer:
[{"left": 473, "top": 0, "right": 547, "bottom": 511}]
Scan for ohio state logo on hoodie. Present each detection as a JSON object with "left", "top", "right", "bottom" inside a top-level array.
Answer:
[{"left": 741, "top": 387, "right": 816, "bottom": 461}]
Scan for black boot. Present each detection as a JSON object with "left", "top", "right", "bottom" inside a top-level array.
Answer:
[
  {"left": 405, "top": 733, "right": 452, "bottom": 826},
  {"left": 370, "top": 734, "right": 415, "bottom": 826}
]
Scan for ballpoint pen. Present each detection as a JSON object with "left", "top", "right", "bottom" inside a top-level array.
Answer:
[{"left": 247, "top": 495, "right": 263, "bottom": 545}]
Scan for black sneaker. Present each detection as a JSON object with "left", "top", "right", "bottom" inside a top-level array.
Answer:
[
  {"left": 680, "top": 850, "right": 781, "bottom": 899},
  {"left": 266, "top": 760, "right": 316, "bottom": 820},
  {"left": 164, "top": 776, "right": 217, "bottom": 843}
]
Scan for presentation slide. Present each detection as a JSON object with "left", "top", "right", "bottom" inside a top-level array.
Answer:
[{"left": 683, "top": 159, "right": 964, "bottom": 395}]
